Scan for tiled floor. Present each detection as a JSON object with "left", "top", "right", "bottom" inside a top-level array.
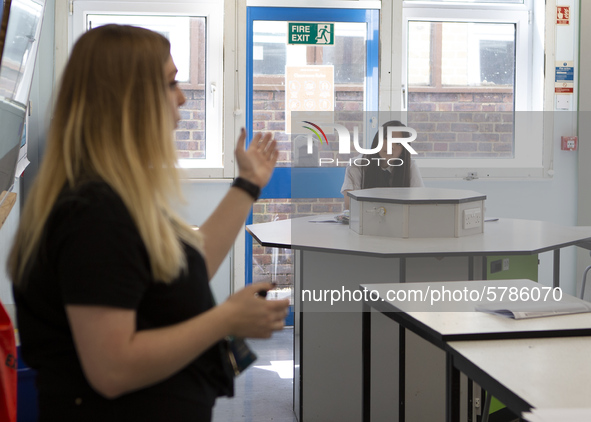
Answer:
[{"left": 212, "top": 328, "right": 298, "bottom": 422}]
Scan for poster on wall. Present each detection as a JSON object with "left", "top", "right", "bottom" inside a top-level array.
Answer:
[
  {"left": 285, "top": 65, "right": 334, "bottom": 134},
  {"left": 556, "top": 6, "right": 570, "bottom": 25},
  {"left": 555, "top": 61, "right": 574, "bottom": 94}
]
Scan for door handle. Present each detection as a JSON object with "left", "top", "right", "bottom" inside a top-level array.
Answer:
[
  {"left": 402, "top": 84, "right": 407, "bottom": 109},
  {"left": 210, "top": 83, "right": 217, "bottom": 108}
]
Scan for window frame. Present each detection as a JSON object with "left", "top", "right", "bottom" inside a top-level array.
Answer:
[
  {"left": 399, "top": 0, "right": 550, "bottom": 180},
  {"left": 72, "top": 0, "right": 226, "bottom": 178}
]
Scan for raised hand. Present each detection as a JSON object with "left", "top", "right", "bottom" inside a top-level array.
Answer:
[{"left": 235, "top": 128, "right": 278, "bottom": 189}]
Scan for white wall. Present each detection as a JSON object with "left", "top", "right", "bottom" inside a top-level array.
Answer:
[
  {"left": 577, "top": 0, "right": 591, "bottom": 300},
  {"left": 175, "top": 180, "right": 235, "bottom": 302}
]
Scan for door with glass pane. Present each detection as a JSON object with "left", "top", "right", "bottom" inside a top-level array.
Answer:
[{"left": 245, "top": 7, "right": 380, "bottom": 322}]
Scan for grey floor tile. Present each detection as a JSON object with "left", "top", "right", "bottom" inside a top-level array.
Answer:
[{"left": 213, "top": 328, "right": 297, "bottom": 422}]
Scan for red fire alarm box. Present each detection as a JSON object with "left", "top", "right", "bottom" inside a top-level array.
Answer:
[{"left": 561, "top": 136, "right": 577, "bottom": 151}]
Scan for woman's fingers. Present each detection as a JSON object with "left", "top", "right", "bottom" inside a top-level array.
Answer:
[{"left": 225, "top": 285, "right": 289, "bottom": 338}]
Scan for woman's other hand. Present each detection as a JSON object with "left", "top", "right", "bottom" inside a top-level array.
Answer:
[
  {"left": 221, "top": 282, "right": 290, "bottom": 339},
  {"left": 235, "top": 128, "right": 278, "bottom": 189}
]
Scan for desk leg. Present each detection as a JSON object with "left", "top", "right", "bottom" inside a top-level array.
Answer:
[
  {"left": 399, "top": 256, "right": 406, "bottom": 422},
  {"left": 554, "top": 249, "right": 560, "bottom": 289},
  {"left": 362, "top": 302, "right": 371, "bottom": 422},
  {"left": 446, "top": 353, "right": 460, "bottom": 422},
  {"left": 399, "top": 327, "right": 405, "bottom": 422}
]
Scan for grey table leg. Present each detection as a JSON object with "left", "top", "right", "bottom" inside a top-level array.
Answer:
[{"left": 362, "top": 301, "right": 371, "bottom": 422}]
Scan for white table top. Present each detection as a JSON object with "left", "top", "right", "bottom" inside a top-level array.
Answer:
[
  {"left": 447, "top": 336, "right": 591, "bottom": 411},
  {"left": 247, "top": 217, "right": 591, "bottom": 257},
  {"left": 348, "top": 187, "right": 486, "bottom": 204},
  {"left": 361, "top": 280, "right": 591, "bottom": 342}
]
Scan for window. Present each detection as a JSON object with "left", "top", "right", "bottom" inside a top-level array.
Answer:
[
  {"left": 72, "top": 1, "right": 225, "bottom": 177},
  {"left": 401, "top": 0, "right": 547, "bottom": 179}
]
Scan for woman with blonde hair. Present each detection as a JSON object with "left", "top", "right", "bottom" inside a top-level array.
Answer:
[{"left": 9, "top": 24, "right": 289, "bottom": 421}]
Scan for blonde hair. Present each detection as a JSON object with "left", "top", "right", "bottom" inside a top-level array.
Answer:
[{"left": 9, "top": 25, "right": 203, "bottom": 285}]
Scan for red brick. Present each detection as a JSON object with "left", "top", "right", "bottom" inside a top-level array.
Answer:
[
  {"left": 267, "top": 204, "right": 292, "bottom": 213},
  {"left": 451, "top": 123, "right": 479, "bottom": 132},
  {"left": 192, "top": 131, "right": 205, "bottom": 140},
  {"left": 297, "top": 204, "right": 312, "bottom": 213},
  {"left": 479, "top": 123, "right": 494, "bottom": 133},
  {"left": 473, "top": 93, "right": 504, "bottom": 103},
  {"left": 413, "top": 142, "right": 433, "bottom": 152},
  {"left": 453, "top": 103, "right": 482, "bottom": 112},
  {"left": 269, "top": 121, "right": 286, "bottom": 131},
  {"left": 429, "top": 133, "right": 456, "bottom": 142},
  {"left": 254, "top": 111, "right": 273, "bottom": 120},
  {"left": 450, "top": 143, "right": 477, "bottom": 152},
  {"left": 253, "top": 91, "right": 273, "bottom": 100},
  {"left": 494, "top": 123, "right": 514, "bottom": 133},
  {"left": 473, "top": 133, "right": 499, "bottom": 142},
  {"left": 473, "top": 113, "right": 502, "bottom": 123},
  {"left": 457, "top": 133, "right": 472, "bottom": 142},
  {"left": 430, "top": 112, "right": 458, "bottom": 122},
  {"left": 409, "top": 103, "right": 436, "bottom": 112},
  {"left": 496, "top": 104, "right": 514, "bottom": 112},
  {"left": 412, "top": 122, "right": 437, "bottom": 132},
  {"left": 336, "top": 91, "right": 363, "bottom": 101},
  {"left": 408, "top": 112, "right": 429, "bottom": 122},
  {"left": 493, "top": 143, "right": 513, "bottom": 152},
  {"left": 478, "top": 143, "right": 492, "bottom": 152},
  {"left": 430, "top": 93, "right": 460, "bottom": 102}
]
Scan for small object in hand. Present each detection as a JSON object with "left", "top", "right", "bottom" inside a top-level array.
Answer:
[{"left": 225, "top": 336, "right": 257, "bottom": 376}]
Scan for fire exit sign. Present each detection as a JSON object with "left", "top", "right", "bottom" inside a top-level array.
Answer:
[{"left": 288, "top": 23, "right": 334, "bottom": 45}]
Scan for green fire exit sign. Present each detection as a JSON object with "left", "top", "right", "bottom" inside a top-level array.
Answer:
[{"left": 288, "top": 23, "right": 334, "bottom": 45}]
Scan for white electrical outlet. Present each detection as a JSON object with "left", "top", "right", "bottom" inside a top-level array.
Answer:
[
  {"left": 463, "top": 208, "right": 482, "bottom": 229},
  {"left": 503, "top": 258, "right": 510, "bottom": 271}
]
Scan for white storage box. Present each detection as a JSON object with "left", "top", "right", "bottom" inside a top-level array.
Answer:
[{"left": 348, "top": 187, "right": 486, "bottom": 238}]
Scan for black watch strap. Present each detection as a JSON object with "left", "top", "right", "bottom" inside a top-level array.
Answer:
[{"left": 232, "top": 177, "right": 261, "bottom": 201}]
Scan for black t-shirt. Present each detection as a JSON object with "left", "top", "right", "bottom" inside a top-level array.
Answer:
[{"left": 14, "top": 181, "right": 233, "bottom": 422}]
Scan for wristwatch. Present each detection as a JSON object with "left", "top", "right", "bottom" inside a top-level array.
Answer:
[{"left": 231, "top": 177, "right": 261, "bottom": 201}]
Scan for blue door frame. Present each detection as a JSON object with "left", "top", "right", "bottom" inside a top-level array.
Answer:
[{"left": 245, "top": 7, "right": 380, "bottom": 321}]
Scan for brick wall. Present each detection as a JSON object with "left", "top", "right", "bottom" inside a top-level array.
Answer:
[
  {"left": 175, "top": 89, "right": 206, "bottom": 158},
  {"left": 251, "top": 198, "right": 345, "bottom": 287},
  {"left": 408, "top": 91, "right": 514, "bottom": 158}
]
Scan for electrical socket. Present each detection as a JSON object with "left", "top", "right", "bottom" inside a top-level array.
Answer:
[
  {"left": 503, "top": 258, "right": 510, "bottom": 271},
  {"left": 463, "top": 208, "right": 482, "bottom": 229}
]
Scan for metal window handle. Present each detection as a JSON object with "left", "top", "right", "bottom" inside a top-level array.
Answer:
[
  {"left": 210, "top": 83, "right": 217, "bottom": 107},
  {"left": 402, "top": 84, "right": 407, "bottom": 109}
]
